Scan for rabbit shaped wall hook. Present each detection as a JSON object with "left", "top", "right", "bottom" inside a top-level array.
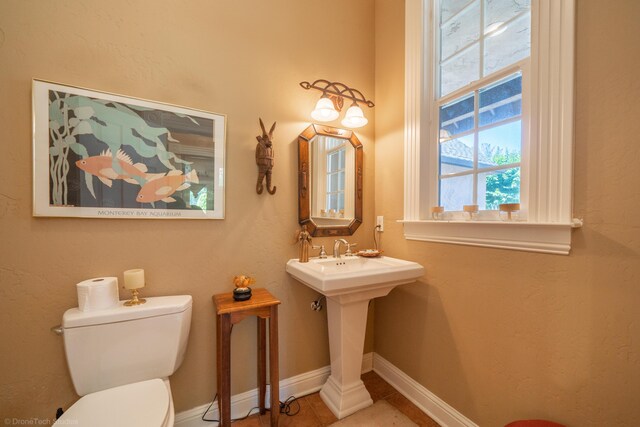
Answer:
[{"left": 256, "top": 118, "right": 277, "bottom": 195}]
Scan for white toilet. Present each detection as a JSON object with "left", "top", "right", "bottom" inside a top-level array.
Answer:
[{"left": 54, "top": 295, "right": 192, "bottom": 427}]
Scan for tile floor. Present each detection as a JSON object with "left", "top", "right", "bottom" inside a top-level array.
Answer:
[{"left": 231, "top": 371, "right": 441, "bottom": 426}]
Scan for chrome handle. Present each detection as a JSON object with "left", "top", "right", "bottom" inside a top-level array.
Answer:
[
  {"left": 51, "top": 325, "right": 63, "bottom": 336},
  {"left": 312, "top": 245, "right": 328, "bottom": 259}
]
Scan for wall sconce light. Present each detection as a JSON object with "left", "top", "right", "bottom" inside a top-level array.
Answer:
[
  {"left": 300, "top": 79, "right": 375, "bottom": 128},
  {"left": 311, "top": 96, "right": 340, "bottom": 122}
]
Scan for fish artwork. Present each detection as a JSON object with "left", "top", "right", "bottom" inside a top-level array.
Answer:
[
  {"left": 136, "top": 169, "right": 199, "bottom": 204},
  {"left": 75, "top": 149, "right": 157, "bottom": 187}
]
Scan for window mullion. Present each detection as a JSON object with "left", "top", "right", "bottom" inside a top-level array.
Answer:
[
  {"left": 438, "top": 127, "right": 476, "bottom": 143},
  {"left": 489, "top": 9, "right": 530, "bottom": 36},
  {"left": 477, "top": 162, "right": 521, "bottom": 174},
  {"left": 437, "top": 61, "right": 526, "bottom": 105},
  {"left": 440, "top": 96, "right": 522, "bottom": 131},
  {"left": 477, "top": 114, "right": 522, "bottom": 132},
  {"left": 440, "top": 161, "right": 521, "bottom": 179},
  {"left": 440, "top": 40, "right": 479, "bottom": 65},
  {"left": 440, "top": 169, "right": 475, "bottom": 179},
  {"left": 473, "top": 89, "right": 479, "bottom": 204},
  {"left": 479, "top": 0, "right": 485, "bottom": 79}
]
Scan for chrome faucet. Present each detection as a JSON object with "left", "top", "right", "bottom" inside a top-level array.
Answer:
[{"left": 333, "top": 239, "right": 349, "bottom": 258}]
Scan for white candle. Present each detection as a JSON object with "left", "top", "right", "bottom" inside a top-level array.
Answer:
[{"left": 123, "top": 269, "right": 145, "bottom": 290}]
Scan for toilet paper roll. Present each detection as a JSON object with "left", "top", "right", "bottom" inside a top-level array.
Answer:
[{"left": 76, "top": 277, "right": 120, "bottom": 312}]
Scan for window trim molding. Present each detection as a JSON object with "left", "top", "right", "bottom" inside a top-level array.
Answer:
[
  {"left": 403, "top": 0, "right": 578, "bottom": 255},
  {"left": 401, "top": 220, "right": 574, "bottom": 255}
]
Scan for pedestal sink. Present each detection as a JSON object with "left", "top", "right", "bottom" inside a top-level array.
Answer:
[{"left": 286, "top": 255, "right": 424, "bottom": 419}]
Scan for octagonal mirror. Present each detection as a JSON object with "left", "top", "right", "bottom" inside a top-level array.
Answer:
[{"left": 297, "top": 124, "right": 363, "bottom": 237}]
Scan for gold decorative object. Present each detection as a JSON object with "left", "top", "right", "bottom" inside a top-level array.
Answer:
[
  {"left": 123, "top": 268, "right": 147, "bottom": 306},
  {"left": 431, "top": 206, "right": 445, "bottom": 220},
  {"left": 233, "top": 275, "right": 255, "bottom": 288},
  {"left": 123, "top": 288, "right": 146, "bottom": 306},
  {"left": 463, "top": 204, "right": 479, "bottom": 220},
  {"left": 233, "top": 275, "right": 255, "bottom": 301},
  {"left": 499, "top": 203, "right": 521, "bottom": 221},
  {"left": 296, "top": 225, "right": 313, "bottom": 263}
]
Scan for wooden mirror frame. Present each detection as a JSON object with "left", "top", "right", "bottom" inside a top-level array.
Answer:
[{"left": 298, "top": 124, "right": 363, "bottom": 237}]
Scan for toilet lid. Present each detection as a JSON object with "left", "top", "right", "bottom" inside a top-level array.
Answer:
[{"left": 53, "top": 379, "right": 169, "bottom": 427}]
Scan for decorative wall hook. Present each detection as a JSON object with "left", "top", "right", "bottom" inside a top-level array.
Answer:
[{"left": 256, "top": 118, "right": 276, "bottom": 195}]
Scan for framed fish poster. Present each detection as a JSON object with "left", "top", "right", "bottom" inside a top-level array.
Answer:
[{"left": 32, "top": 79, "right": 225, "bottom": 219}]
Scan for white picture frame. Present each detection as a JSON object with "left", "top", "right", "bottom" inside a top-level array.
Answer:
[{"left": 32, "top": 79, "right": 226, "bottom": 219}]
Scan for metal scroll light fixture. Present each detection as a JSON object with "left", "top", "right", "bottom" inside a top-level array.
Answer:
[{"left": 299, "top": 79, "right": 375, "bottom": 128}]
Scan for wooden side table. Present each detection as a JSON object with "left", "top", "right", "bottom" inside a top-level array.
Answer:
[{"left": 212, "top": 288, "right": 281, "bottom": 427}]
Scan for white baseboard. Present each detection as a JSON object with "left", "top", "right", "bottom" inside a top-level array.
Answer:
[
  {"left": 174, "top": 365, "right": 331, "bottom": 427},
  {"left": 372, "top": 353, "right": 478, "bottom": 427},
  {"left": 176, "top": 352, "right": 475, "bottom": 427},
  {"left": 361, "top": 352, "right": 374, "bottom": 373}
]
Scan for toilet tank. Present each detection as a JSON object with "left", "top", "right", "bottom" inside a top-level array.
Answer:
[{"left": 61, "top": 295, "right": 192, "bottom": 396}]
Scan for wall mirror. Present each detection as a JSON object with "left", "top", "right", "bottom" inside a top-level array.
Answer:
[{"left": 298, "top": 124, "right": 363, "bottom": 236}]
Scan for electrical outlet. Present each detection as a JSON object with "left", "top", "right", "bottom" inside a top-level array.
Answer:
[{"left": 376, "top": 216, "right": 384, "bottom": 232}]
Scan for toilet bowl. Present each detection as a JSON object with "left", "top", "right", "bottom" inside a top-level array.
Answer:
[
  {"left": 54, "top": 296, "right": 192, "bottom": 426},
  {"left": 54, "top": 379, "right": 173, "bottom": 427}
]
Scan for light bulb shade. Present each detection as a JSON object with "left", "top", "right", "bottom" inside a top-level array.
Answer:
[
  {"left": 341, "top": 104, "right": 368, "bottom": 128},
  {"left": 311, "top": 97, "right": 339, "bottom": 122}
]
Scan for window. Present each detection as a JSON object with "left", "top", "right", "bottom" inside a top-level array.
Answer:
[
  {"left": 438, "top": 0, "right": 529, "bottom": 216},
  {"left": 325, "top": 139, "right": 346, "bottom": 213},
  {"left": 310, "top": 136, "right": 355, "bottom": 221},
  {"left": 403, "top": 0, "right": 578, "bottom": 254},
  {"left": 440, "top": 72, "right": 523, "bottom": 212},
  {"left": 438, "top": 0, "right": 530, "bottom": 96}
]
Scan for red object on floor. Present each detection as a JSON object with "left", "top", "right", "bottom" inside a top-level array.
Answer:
[{"left": 505, "top": 421, "right": 566, "bottom": 427}]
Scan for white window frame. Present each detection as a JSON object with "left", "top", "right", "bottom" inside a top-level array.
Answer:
[
  {"left": 326, "top": 144, "right": 346, "bottom": 211},
  {"left": 402, "top": 0, "right": 580, "bottom": 255}
]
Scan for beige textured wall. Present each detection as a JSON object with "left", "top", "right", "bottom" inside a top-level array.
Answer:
[
  {"left": 374, "top": 0, "right": 640, "bottom": 426},
  {"left": 0, "top": 0, "right": 375, "bottom": 419}
]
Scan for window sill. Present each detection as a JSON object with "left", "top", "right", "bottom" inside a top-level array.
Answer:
[
  {"left": 311, "top": 217, "right": 353, "bottom": 226},
  {"left": 399, "top": 219, "right": 582, "bottom": 255}
]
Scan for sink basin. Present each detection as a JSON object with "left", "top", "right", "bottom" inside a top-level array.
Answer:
[
  {"left": 286, "top": 255, "right": 424, "bottom": 419},
  {"left": 286, "top": 256, "right": 424, "bottom": 297}
]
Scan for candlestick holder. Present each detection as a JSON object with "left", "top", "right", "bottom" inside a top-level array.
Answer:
[
  {"left": 431, "top": 206, "right": 445, "bottom": 220},
  {"left": 123, "top": 268, "right": 147, "bottom": 306},
  {"left": 124, "top": 288, "right": 146, "bottom": 306},
  {"left": 463, "top": 204, "right": 479, "bottom": 221},
  {"left": 124, "top": 289, "right": 147, "bottom": 307},
  {"left": 499, "top": 203, "right": 521, "bottom": 221}
]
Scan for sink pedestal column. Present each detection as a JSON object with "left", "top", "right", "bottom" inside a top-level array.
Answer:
[
  {"left": 286, "top": 256, "right": 426, "bottom": 419},
  {"left": 319, "top": 287, "right": 393, "bottom": 419}
]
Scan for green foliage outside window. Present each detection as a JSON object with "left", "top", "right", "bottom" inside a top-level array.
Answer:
[{"left": 485, "top": 150, "right": 521, "bottom": 209}]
